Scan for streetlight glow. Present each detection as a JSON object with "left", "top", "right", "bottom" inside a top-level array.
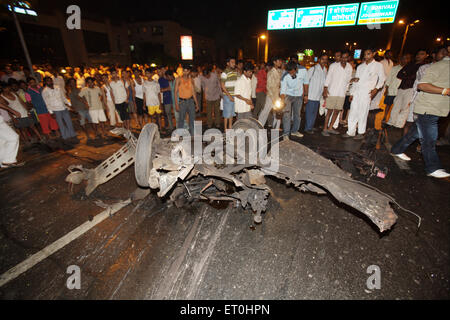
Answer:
[
  {"left": 399, "top": 20, "right": 405, "bottom": 24},
  {"left": 260, "top": 35, "right": 266, "bottom": 39}
]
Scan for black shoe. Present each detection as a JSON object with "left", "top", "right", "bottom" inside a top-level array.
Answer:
[{"left": 305, "top": 130, "right": 314, "bottom": 135}]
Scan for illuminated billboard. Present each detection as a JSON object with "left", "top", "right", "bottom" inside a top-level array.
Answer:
[
  {"left": 357, "top": 0, "right": 399, "bottom": 25},
  {"left": 267, "top": 9, "right": 296, "bottom": 30},
  {"left": 180, "top": 36, "right": 193, "bottom": 60},
  {"left": 295, "top": 6, "right": 326, "bottom": 28},
  {"left": 325, "top": 3, "right": 360, "bottom": 27}
]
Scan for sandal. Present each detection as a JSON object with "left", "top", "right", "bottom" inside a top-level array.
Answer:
[{"left": 1, "top": 161, "right": 25, "bottom": 168}]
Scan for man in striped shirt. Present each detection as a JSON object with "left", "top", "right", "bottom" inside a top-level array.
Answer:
[{"left": 220, "top": 58, "right": 238, "bottom": 130}]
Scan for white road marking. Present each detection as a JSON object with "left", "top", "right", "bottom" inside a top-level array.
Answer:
[{"left": 0, "top": 199, "right": 132, "bottom": 288}]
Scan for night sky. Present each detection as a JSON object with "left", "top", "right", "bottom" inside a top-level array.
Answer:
[{"left": 35, "top": 0, "right": 449, "bottom": 59}]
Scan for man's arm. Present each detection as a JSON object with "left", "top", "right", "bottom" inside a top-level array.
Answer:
[
  {"left": 417, "top": 83, "right": 450, "bottom": 95},
  {"left": 191, "top": 79, "right": 199, "bottom": 112},
  {"left": 0, "top": 101, "right": 21, "bottom": 118},
  {"left": 174, "top": 78, "right": 180, "bottom": 111}
]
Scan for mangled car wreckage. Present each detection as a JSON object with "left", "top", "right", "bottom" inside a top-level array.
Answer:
[{"left": 67, "top": 120, "right": 398, "bottom": 232}]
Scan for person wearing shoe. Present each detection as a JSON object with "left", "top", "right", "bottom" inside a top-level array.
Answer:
[
  {"left": 304, "top": 53, "right": 328, "bottom": 134},
  {"left": 344, "top": 48, "right": 385, "bottom": 140},
  {"left": 280, "top": 61, "right": 309, "bottom": 139},
  {"left": 322, "top": 50, "right": 352, "bottom": 137},
  {"left": 390, "top": 46, "right": 450, "bottom": 178}
]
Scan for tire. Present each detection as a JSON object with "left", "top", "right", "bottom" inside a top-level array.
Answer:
[
  {"left": 135, "top": 123, "right": 160, "bottom": 187},
  {"left": 232, "top": 118, "right": 264, "bottom": 131}
]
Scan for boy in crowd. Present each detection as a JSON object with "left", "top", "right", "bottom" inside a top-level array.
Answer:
[
  {"left": 234, "top": 62, "right": 255, "bottom": 120},
  {"left": 143, "top": 68, "right": 163, "bottom": 131},
  {"left": 79, "top": 77, "right": 108, "bottom": 138}
]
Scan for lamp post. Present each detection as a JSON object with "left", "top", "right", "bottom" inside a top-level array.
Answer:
[
  {"left": 399, "top": 19, "right": 420, "bottom": 57},
  {"left": 257, "top": 34, "right": 266, "bottom": 63}
]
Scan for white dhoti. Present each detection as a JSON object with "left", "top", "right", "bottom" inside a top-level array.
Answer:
[
  {"left": 0, "top": 118, "right": 20, "bottom": 166},
  {"left": 107, "top": 100, "right": 122, "bottom": 126},
  {"left": 370, "top": 87, "right": 385, "bottom": 110},
  {"left": 346, "top": 90, "right": 371, "bottom": 136},
  {"left": 387, "top": 88, "right": 414, "bottom": 128}
]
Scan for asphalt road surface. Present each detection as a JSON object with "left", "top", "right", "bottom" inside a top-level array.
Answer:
[{"left": 0, "top": 126, "right": 449, "bottom": 300}]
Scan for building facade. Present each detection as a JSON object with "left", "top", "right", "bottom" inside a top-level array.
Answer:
[
  {"left": 1, "top": 8, "right": 131, "bottom": 66},
  {"left": 127, "top": 20, "right": 216, "bottom": 64}
]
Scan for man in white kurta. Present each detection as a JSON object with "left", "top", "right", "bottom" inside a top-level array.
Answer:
[{"left": 344, "top": 49, "right": 386, "bottom": 139}]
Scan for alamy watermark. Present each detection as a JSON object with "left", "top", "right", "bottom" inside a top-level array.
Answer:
[
  {"left": 170, "top": 121, "right": 280, "bottom": 172},
  {"left": 66, "top": 265, "right": 81, "bottom": 290},
  {"left": 366, "top": 265, "right": 381, "bottom": 290}
]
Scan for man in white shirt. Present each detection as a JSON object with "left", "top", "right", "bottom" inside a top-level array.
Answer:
[
  {"left": 234, "top": 63, "right": 254, "bottom": 120},
  {"left": 42, "top": 76, "right": 77, "bottom": 141},
  {"left": 322, "top": 50, "right": 353, "bottom": 136},
  {"left": 383, "top": 54, "right": 411, "bottom": 121},
  {"left": 370, "top": 50, "right": 394, "bottom": 110},
  {"left": 343, "top": 48, "right": 386, "bottom": 139},
  {"left": 304, "top": 53, "right": 328, "bottom": 134}
]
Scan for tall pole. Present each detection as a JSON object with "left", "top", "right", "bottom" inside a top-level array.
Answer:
[
  {"left": 399, "top": 24, "right": 410, "bottom": 57},
  {"left": 12, "top": 9, "right": 33, "bottom": 72},
  {"left": 257, "top": 37, "right": 260, "bottom": 63},
  {"left": 264, "top": 33, "right": 269, "bottom": 63}
]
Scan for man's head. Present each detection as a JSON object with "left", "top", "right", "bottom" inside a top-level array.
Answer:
[
  {"left": 145, "top": 68, "right": 156, "bottom": 80},
  {"left": 318, "top": 53, "right": 328, "bottom": 66},
  {"left": 335, "top": 51, "right": 342, "bottom": 62},
  {"left": 226, "top": 58, "right": 236, "bottom": 69},
  {"left": 18, "top": 80, "right": 27, "bottom": 91},
  {"left": 8, "top": 78, "right": 19, "bottom": 92},
  {"left": 133, "top": 68, "right": 142, "bottom": 78},
  {"left": 272, "top": 57, "right": 283, "bottom": 68},
  {"left": 384, "top": 50, "right": 393, "bottom": 60},
  {"left": 415, "top": 49, "right": 428, "bottom": 63},
  {"left": 290, "top": 55, "right": 299, "bottom": 64},
  {"left": 27, "top": 77, "right": 37, "bottom": 88},
  {"left": 67, "top": 78, "right": 76, "bottom": 89},
  {"left": 203, "top": 65, "right": 212, "bottom": 78},
  {"left": 110, "top": 69, "right": 118, "bottom": 79},
  {"left": 285, "top": 61, "right": 298, "bottom": 78},
  {"left": 400, "top": 53, "right": 412, "bottom": 66},
  {"left": 237, "top": 60, "right": 244, "bottom": 70},
  {"left": 363, "top": 48, "right": 376, "bottom": 62},
  {"left": 182, "top": 64, "right": 191, "bottom": 77},
  {"left": 340, "top": 50, "right": 350, "bottom": 64},
  {"left": 435, "top": 46, "right": 449, "bottom": 62},
  {"left": 3, "top": 65, "right": 12, "bottom": 75},
  {"left": 43, "top": 76, "right": 53, "bottom": 87},
  {"left": 86, "top": 77, "right": 95, "bottom": 88},
  {"left": 242, "top": 62, "right": 254, "bottom": 79}
]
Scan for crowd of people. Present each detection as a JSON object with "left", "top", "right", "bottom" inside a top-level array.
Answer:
[{"left": 0, "top": 44, "right": 449, "bottom": 178}]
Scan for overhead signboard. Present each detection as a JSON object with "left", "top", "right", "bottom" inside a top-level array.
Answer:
[
  {"left": 180, "top": 36, "right": 193, "bottom": 60},
  {"left": 295, "top": 6, "right": 326, "bottom": 28},
  {"left": 357, "top": 0, "right": 399, "bottom": 25},
  {"left": 267, "top": 9, "right": 296, "bottom": 30},
  {"left": 324, "top": 3, "right": 360, "bottom": 27}
]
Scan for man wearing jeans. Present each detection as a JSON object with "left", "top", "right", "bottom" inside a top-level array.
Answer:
[
  {"left": 280, "top": 61, "right": 309, "bottom": 140},
  {"left": 304, "top": 53, "right": 328, "bottom": 134},
  {"left": 175, "top": 65, "right": 199, "bottom": 135},
  {"left": 42, "top": 77, "right": 78, "bottom": 142},
  {"left": 391, "top": 48, "right": 450, "bottom": 179}
]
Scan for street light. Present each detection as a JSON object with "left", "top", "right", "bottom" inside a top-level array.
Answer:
[
  {"left": 399, "top": 19, "right": 420, "bottom": 57},
  {"left": 257, "top": 34, "right": 268, "bottom": 63}
]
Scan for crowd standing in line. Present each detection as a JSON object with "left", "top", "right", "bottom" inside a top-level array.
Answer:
[{"left": 0, "top": 45, "right": 449, "bottom": 178}]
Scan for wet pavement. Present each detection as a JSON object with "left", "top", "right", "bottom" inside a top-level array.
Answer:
[{"left": 0, "top": 122, "right": 449, "bottom": 300}]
